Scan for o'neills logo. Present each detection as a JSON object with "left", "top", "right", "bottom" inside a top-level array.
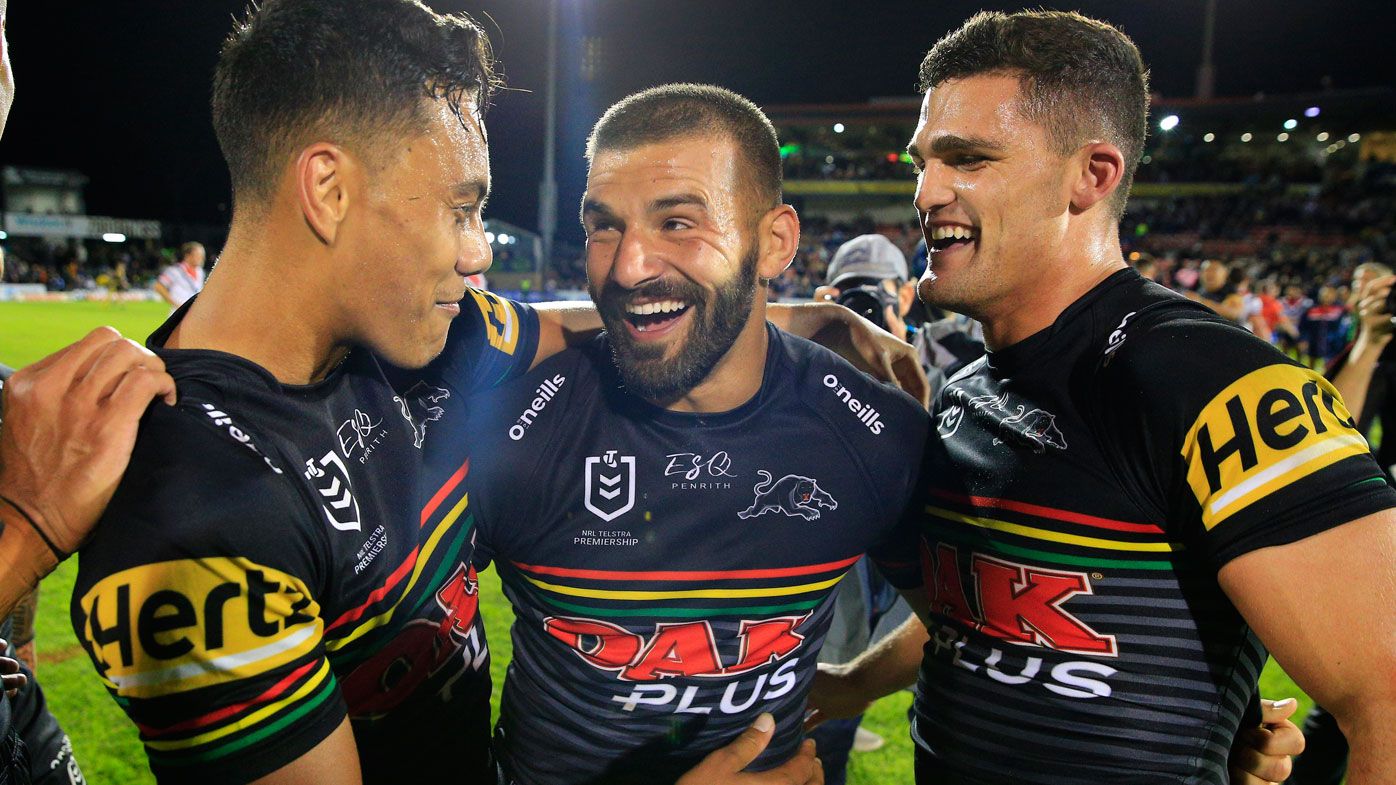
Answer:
[
  {"left": 509, "top": 374, "right": 567, "bottom": 441},
  {"left": 823, "top": 374, "right": 884, "bottom": 435}
]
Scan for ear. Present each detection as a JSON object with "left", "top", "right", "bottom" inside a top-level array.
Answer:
[
  {"left": 294, "top": 142, "right": 355, "bottom": 245},
  {"left": 755, "top": 203, "right": 800, "bottom": 282},
  {"left": 898, "top": 280, "right": 918, "bottom": 316},
  {"left": 1069, "top": 141, "right": 1126, "bottom": 213}
]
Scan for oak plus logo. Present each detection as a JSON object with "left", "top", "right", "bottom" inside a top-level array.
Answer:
[{"left": 585, "top": 450, "right": 636, "bottom": 522}]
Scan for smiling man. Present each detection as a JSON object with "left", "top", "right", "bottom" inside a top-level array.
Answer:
[
  {"left": 455, "top": 84, "right": 928, "bottom": 785},
  {"left": 809, "top": 10, "right": 1395, "bottom": 784}
]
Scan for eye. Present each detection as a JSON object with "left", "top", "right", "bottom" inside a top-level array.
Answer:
[
  {"left": 453, "top": 203, "right": 481, "bottom": 226},
  {"left": 950, "top": 155, "right": 988, "bottom": 170},
  {"left": 661, "top": 217, "right": 694, "bottom": 232}
]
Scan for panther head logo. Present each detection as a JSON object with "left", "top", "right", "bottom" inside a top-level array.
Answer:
[{"left": 738, "top": 471, "right": 839, "bottom": 521}]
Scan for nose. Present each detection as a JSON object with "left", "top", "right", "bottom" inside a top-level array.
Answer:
[
  {"left": 914, "top": 160, "right": 956, "bottom": 218},
  {"left": 608, "top": 229, "right": 664, "bottom": 290},
  {"left": 458, "top": 227, "right": 493, "bottom": 277}
]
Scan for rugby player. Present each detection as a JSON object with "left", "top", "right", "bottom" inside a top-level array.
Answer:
[
  {"left": 64, "top": 2, "right": 906, "bottom": 783},
  {"left": 456, "top": 85, "right": 927, "bottom": 785},
  {"left": 809, "top": 10, "right": 1391, "bottom": 784}
]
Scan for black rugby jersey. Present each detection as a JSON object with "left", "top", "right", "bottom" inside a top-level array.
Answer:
[
  {"left": 887, "top": 269, "right": 1395, "bottom": 783},
  {"left": 70, "top": 290, "right": 538, "bottom": 784},
  {"left": 456, "top": 324, "right": 927, "bottom": 785}
]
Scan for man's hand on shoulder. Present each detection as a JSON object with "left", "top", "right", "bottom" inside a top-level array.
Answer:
[
  {"left": 0, "top": 327, "right": 176, "bottom": 565},
  {"left": 676, "top": 714, "right": 822, "bottom": 785},
  {"left": 771, "top": 301, "right": 929, "bottom": 407}
]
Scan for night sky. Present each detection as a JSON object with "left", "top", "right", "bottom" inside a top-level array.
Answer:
[{"left": 8, "top": 0, "right": 1394, "bottom": 245}]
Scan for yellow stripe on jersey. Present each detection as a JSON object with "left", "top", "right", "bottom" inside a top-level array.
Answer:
[
  {"left": 924, "top": 506, "right": 1184, "bottom": 552},
  {"left": 468, "top": 288, "right": 520, "bottom": 355},
  {"left": 521, "top": 572, "right": 847, "bottom": 601},
  {"left": 143, "top": 659, "right": 333, "bottom": 752},
  {"left": 323, "top": 491, "right": 470, "bottom": 652},
  {"left": 1180, "top": 363, "right": 1369, "bottom": 529},
  {"left": 76, "top": 557, "right": 323, "bottom": 699}
]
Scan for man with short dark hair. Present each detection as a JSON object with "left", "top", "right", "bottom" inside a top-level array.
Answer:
[
  {"left": 457, "top": 83, "right": 927, "bottom": 785},
  {"left": 811, "top": 9, "right": 1385, "bottom": 783}
]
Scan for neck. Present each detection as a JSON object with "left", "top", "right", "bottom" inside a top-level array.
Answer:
[
  {"left": 652, "top": 302, "right": 771, "bottom": 414},
  {"left": 978, "top": 227, "right": 1126, "bottom": 351},
  {"left": 167, "top": 218, "right": 351, "bottom": 385}
]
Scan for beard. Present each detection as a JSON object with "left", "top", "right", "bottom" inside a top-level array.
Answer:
[{"left": 591, "top": 245, "right": 759, "bottom": 404}]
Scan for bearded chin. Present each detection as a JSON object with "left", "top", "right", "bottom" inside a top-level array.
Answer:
[{"left": 597, "top": 249, "right": 759, "bottom": 404}]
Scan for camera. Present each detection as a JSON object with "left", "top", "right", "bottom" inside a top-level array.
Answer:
[{"left": 835, "top": 279, "right": 900, "bottom": 333}]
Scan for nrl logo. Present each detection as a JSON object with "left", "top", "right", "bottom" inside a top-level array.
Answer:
[
  {"left": 585, "top": 450, "right": 636, "bottom": 523},
  {"left": 304, "top": 450, "right": 361, "bottom": 531}
]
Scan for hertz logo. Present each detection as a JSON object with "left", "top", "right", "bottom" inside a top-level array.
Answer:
[
  {"left": 1181, "top": 364, "right": 1369, "bottom": 529},
  {"left": 75, "top": 557, "right": 322, "bottom": 699},
  {"left": 469, "top": 289, "right": 520, "bottom": 355}
]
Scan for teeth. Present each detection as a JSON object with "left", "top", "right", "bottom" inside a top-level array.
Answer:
[
  {"left": 626, "top": 299, "right": 687, "bottom": 316},
  {"left": 929, "top": 226, "right": 977, "bottom": 241}
]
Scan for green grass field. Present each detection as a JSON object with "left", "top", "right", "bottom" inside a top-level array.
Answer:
[{"left": 0, "top": 301, "right": 1310, "bottom": 784}]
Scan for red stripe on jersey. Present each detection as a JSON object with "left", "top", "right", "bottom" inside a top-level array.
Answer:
[
  {"left": 421, "top": 458, "right": 469, "bottom": 525},
  {"left": 136, "top": 658, "right": 320, "bottom": 737},
  {"left": 510, "top": 553, "right": 862, "bottom": 582},
  {"left": 930, "top": 490, "right": 1164, "bottom": 535},
  {"left": 326, "top": 459, "right": 470, "bottom": 633}
]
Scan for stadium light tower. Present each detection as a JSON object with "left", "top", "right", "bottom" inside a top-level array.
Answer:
[
  {"left": 1195, "top": 0, "right": 1217, "bottom": 99},
  {"left": 538, "top": 0, "right": 560, "bottom": 279}
]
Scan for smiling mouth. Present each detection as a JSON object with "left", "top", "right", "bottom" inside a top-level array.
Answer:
[
  {"left": 928, "top": 225, "right": 979, "bottom": 253},
  {"left": 624, "top": 298, "right": 691, "bottom": 333}
]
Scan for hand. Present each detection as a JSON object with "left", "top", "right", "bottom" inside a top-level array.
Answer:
[
  {"left": 0, "top": 640, "right": 25, "bottom": 698},
  {"left": 1353, "top": 274, "right": 1396, "bottom": 341},
  {"left": 676, "top": 713, "right": 823, "bottom": 785},
  {"left": 844, "top": 313, "right": 929, "bottom": 408},
  {"left": 0, "top": 326, "right": 176, "bottom": 557},
  {"left": 1228, "top": 698, "right": 1306, "bottom": 784},
  {"left": 804, "top": 663, "right": 873, "bottom": 731}
]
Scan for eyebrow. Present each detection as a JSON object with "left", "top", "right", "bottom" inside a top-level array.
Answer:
[
  {"left": 648, "top": 193, "right": 708, "bottom": 213},
  {"left": 450, "top": 179, "right": 490, "bottom": 205},
  {"left": 908, "top": 134, "right": 1006, "bottom": 159},
  {"left": 580, "top": 198, "right": 614, "bottom": 223}
]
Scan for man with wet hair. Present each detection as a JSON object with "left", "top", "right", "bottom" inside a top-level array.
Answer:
[{"left": 810, "top": 10, "right": 1377, "bottom": 784}]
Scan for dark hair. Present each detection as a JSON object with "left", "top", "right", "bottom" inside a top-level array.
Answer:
[
  {"left": 585, "top": 84, "right": 782, "bottom": 213},
  {"left": 212, "top": 0, "right": 499, "bottom": 208},
  {"left": 918, "top": 10, "right": 1149, "bottom": 218},
  {"left": 177, "top": 241, "right": 204, "bottom": 261}
]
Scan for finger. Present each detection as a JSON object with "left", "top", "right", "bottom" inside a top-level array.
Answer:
[
  {"left": 797, "top": 739, "right": 823, "bottom": 785},
  {"left": 103, "top": 368, "right": 179, "bottom": 431},
  {"left": 877, "top": 347, "right": 898, "bottom": 388},
  {"left": 896, "top": 354, "right": 931, "bottom": 408},
  {"left": 1229, "top": 738, "right": 1292, "bottom": 783},
  {"left": 32, "top": 326, "right": 126, "bottom": 383},
  {"left": 700, "top": 712, "right": 776, "bottom": 774},
  {"left": 1, "top": 672, "right": 26, "bottom": 692},
  {"left": 1259, "top": 697, "right": 1297, "bottom": 724},
  {"left": 81, "top": 340, "right": 168, "bottom": 405}
]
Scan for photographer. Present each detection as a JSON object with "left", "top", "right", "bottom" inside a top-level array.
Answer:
[{"left": 815, "top": 233, "right": 983, "bottom": 401}]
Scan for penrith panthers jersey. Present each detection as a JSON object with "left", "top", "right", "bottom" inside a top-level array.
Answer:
[
  {"left": 888, "top": 269, "right": 1395, "bottom": 784},
  {"left": 70, "top": 290, "right": 538, "bottom": 784},
  {"left": 457, "top": 324, "right": 928, "bottom": 785}
]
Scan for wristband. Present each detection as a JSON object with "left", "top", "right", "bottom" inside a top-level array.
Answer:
[{"left": 0, "top": 493, "right": 65, "bottom": 561}]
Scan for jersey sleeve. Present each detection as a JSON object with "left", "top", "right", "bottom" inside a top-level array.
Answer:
[
  {"left": 456, "top": 349, "right": 582, "bottom": 569},
  {"left": 70, "top": 406, "right": 343, "bottom": 785},
  {"left": 1098, "top": 305, "right": 1396, "bottom": 569},
  {"left": 431, "top": 287, "right": 541, "bottom": 396}
]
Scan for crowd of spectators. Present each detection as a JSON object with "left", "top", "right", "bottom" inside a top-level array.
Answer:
[{"left": 0, "top": 237, "right": 169, "bottom": 292}]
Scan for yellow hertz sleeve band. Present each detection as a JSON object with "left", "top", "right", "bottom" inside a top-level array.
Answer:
[
  {"left": 1181, "top": 363, "right": 1370, "bottom": 529},
  {"left": 468, "top": 288, "right": 521, "bottom": 356},
  {"left": 76, "top": 557, "right": 324, "bottom": 700}
]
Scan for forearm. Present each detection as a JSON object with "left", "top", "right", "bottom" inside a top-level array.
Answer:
[
  {"left": 1333, "top": 707, "right": 1396, "bottom": 784},
  {"left": 831, "top": 613, "right": 926, "bottom": 701},
  {"left": 768, "top": 300, "right": 852, "bottom": 339},
  {"left": 0, "top": 508, "right": 60, "bottom": 618},
  {"left": 1330, "top": 332, "right": 1390, "bottom": 423},
  {"left": 531, "top": 300, "right": 602, "bottom": 369}
]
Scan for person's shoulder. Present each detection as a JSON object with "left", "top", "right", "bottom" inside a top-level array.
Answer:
[
  {"left": 774, "top": 327, "right": 929, "bottom": 446},
  {"left": 82, "top": 398, "right": 311, "bottom": 575}
]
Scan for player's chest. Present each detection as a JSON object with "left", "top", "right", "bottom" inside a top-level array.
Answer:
[{"left": 509, "top": 421, "right": 878, "bottom": 566}]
